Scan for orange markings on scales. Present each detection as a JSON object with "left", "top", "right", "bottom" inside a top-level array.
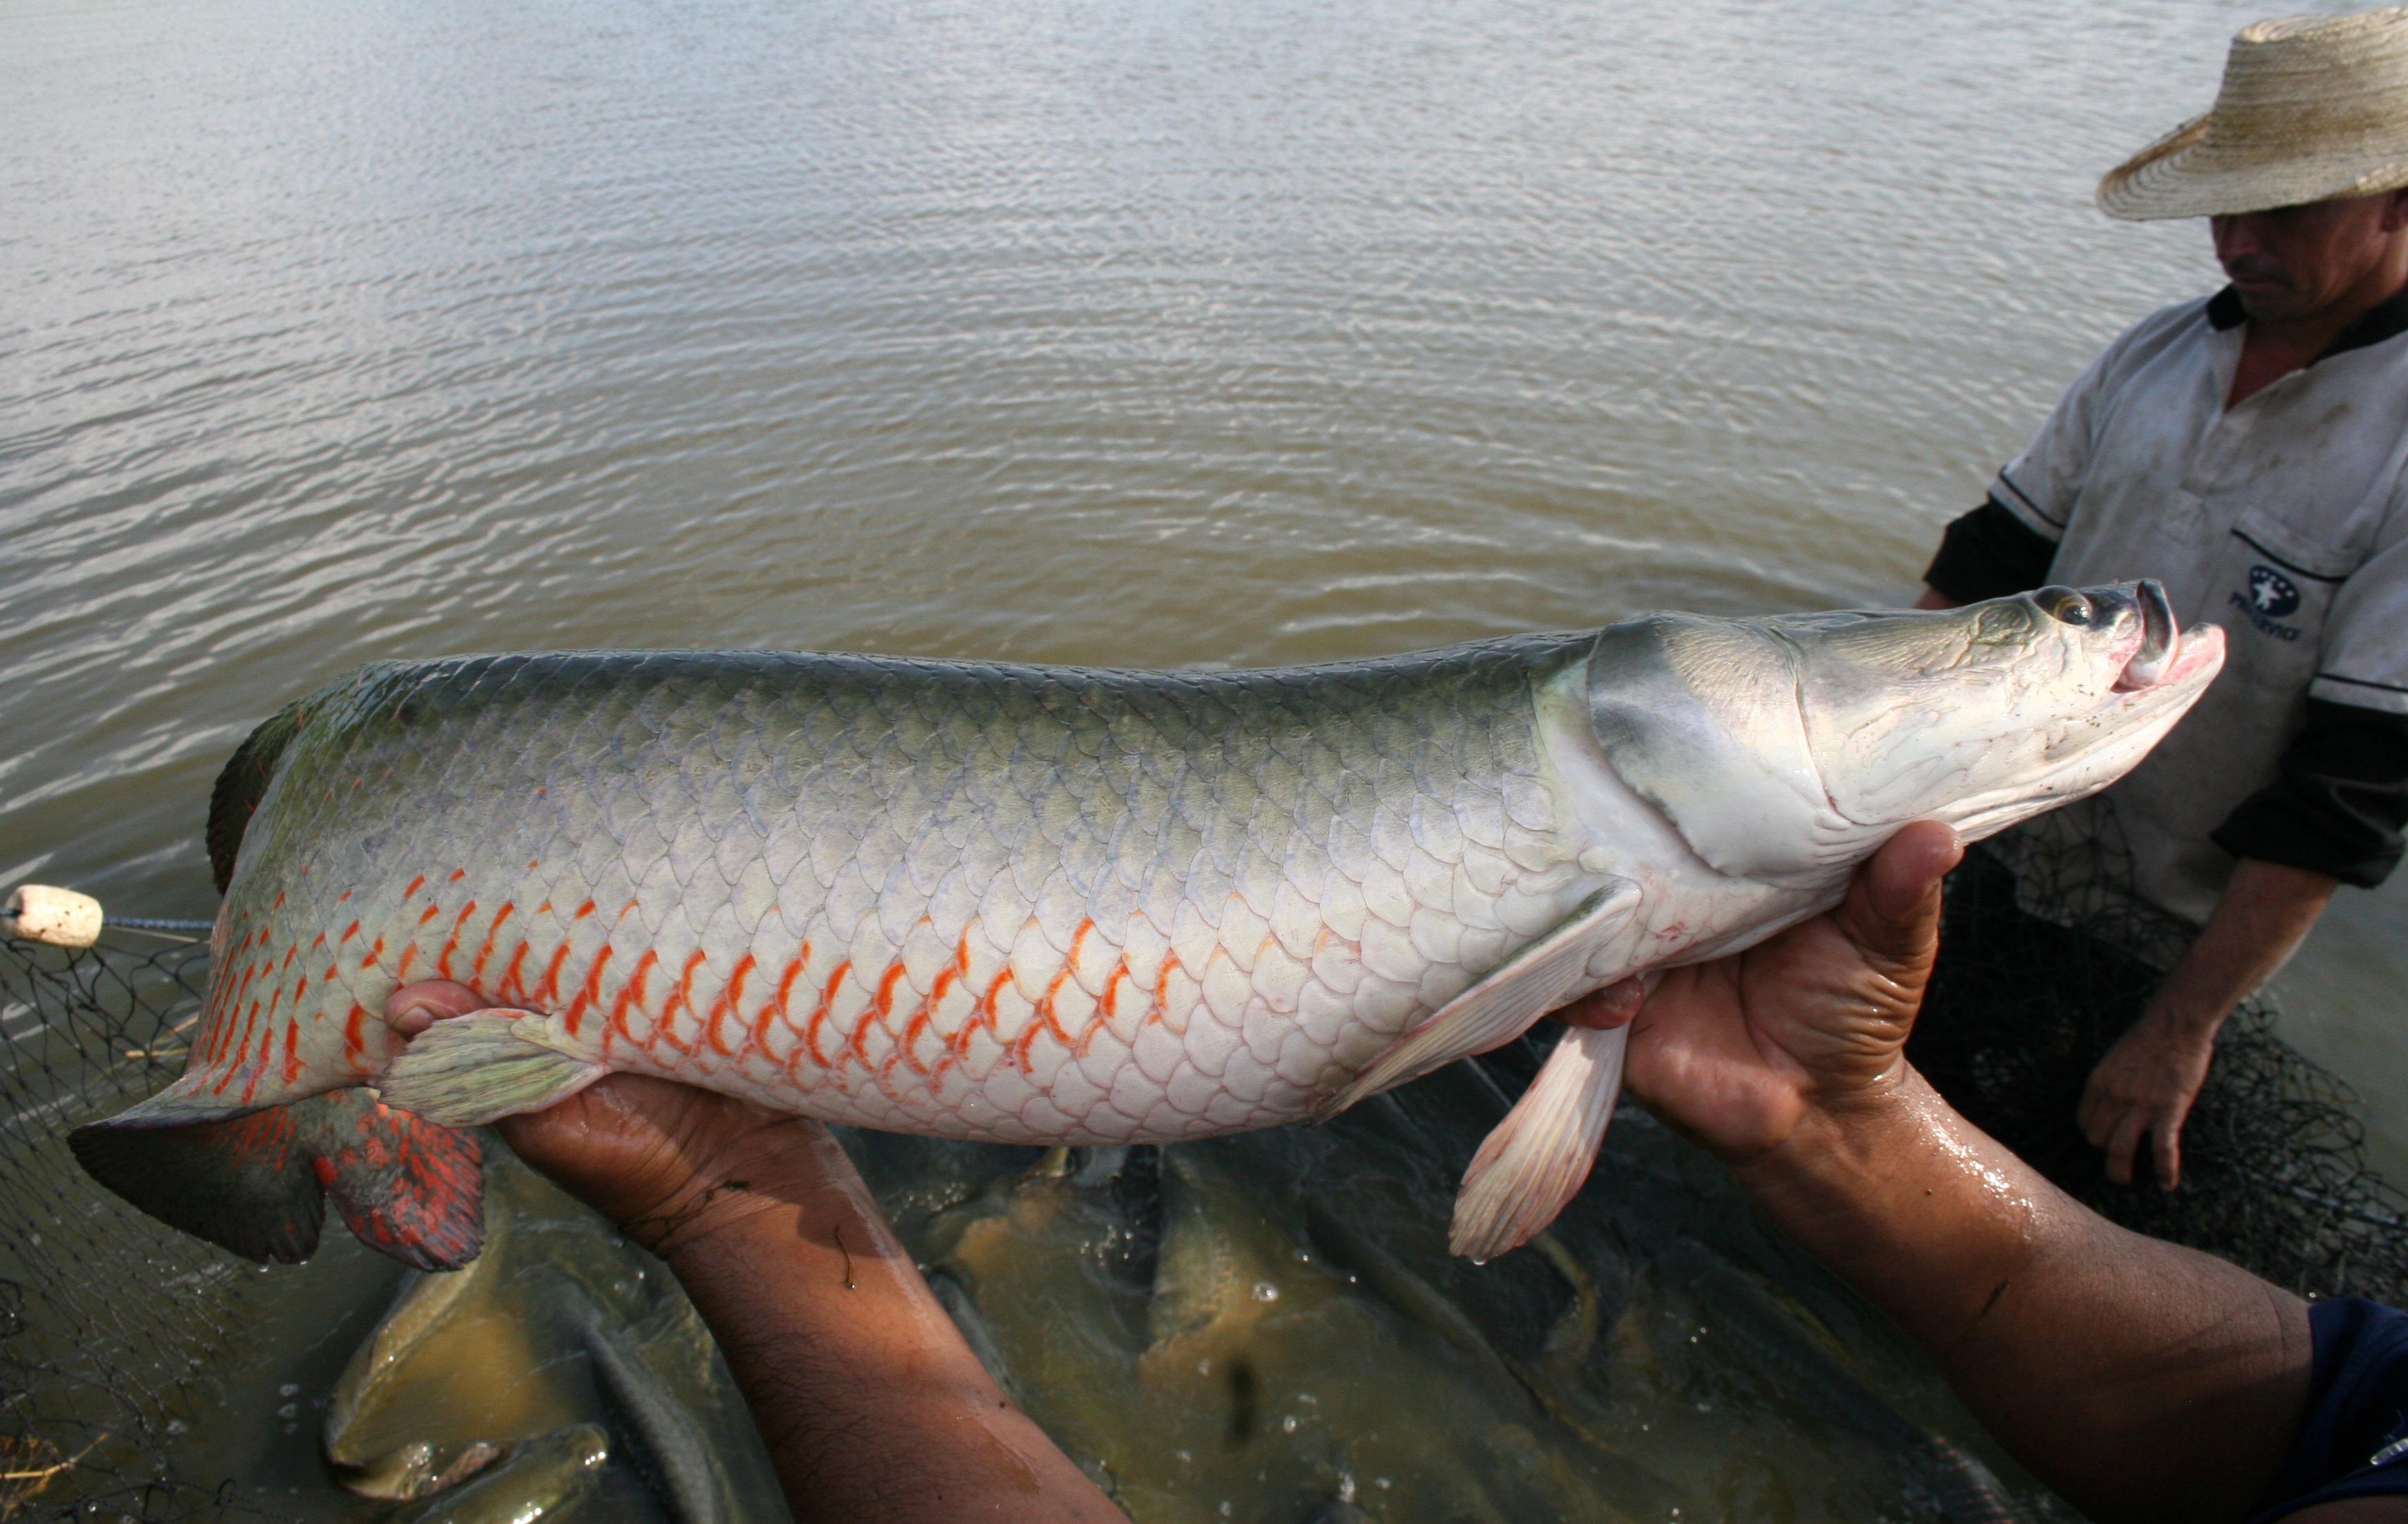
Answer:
[
  {"left": 562, "top": 945, "right": 614, "bottom": 1039},
  {"left": 849, "top": 964, "right": 911, "bottom": 1072},
  {"left": 760, "top": 953, "right": 806, "bottom": 1057},
  {"left": 1012, "top": 919, "right": 1097, "bottom": 1074},
  {"left": 495, "top": 942, "right": 531, "bottom": 1006},
  {"left": 537, "top": 942, "right": 575, "bottom": 1009},
  {"left": 468, "top": 903, "right": 515, "bottom": 983},
  {"left": 709, "top": 952, "right": 757, "bottom": 1059},
  {"left": 803, "top": 962, "right": 852, "bottom": 1069},
  {"left": 608, "top": 949, "right": 662, "bottom": 1055},
  {"left": 656, "top": 950, "right": 709, "bottom": 1054},
  {"left": 434, "top": 901, "right": 478, "bottom": 980},
  {"left": 941, "top": 970, "right": 1018, "bottom": 1072},
  {"left": 1079, "top": 964, "right": 1132, "bottom": 1059},
  {"left": 917, "top": 931, "right": 979, "bottom": 1084}
]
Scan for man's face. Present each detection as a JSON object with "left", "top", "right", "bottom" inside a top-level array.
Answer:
[{"left": 2210, "top": 189, "right": 2408, "bottom": 324}]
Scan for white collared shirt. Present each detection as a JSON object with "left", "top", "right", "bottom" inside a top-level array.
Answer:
[{"left": 1994, "top": 288, "right": 2408, "bottom": 921}]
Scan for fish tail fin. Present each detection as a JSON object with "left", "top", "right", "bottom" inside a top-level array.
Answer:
[
  {"left": 375, "top": 1010, "right": 607, "bottom": 1128},
  {"left": 1449, "top": 1024, "right": 1627, "bottom": 1262},
  {"left": 70, "top": 1087, "right": 483, "bottom": 1270}
]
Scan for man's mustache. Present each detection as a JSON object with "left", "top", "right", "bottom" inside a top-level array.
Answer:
[{"left": 2223, "top": 254, "right": 2293, "bottom": 287}]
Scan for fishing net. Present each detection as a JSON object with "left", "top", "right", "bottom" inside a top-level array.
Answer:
[
  {"left": 1910, "top": 804, "right": 2408, "bottom": 1306},
  {"left": 0, "top": 925, "right": 300, "bottom": 1523}
]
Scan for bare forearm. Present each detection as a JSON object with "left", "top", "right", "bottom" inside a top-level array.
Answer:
[
  {"left": 646, "top": 1136, "right": 1124, "bottom": 1523},
  {"left": 1735, "top": 1072, "right": 2310, "bottom": 1523},
  {"left": 2153, "top": 858, "right": 2337, "bottom": 1035}
]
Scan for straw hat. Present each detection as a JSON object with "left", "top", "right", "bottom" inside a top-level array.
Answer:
[{"left": 2097, "top": 8, "right": 2408, "bottom": 221}]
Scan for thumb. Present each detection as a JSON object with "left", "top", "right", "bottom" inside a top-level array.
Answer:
[{"left": 1835, "top": 821, "right": 1961, "bottom": 970}]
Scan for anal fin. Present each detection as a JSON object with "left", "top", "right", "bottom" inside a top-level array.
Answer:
[
  {"left": 70, "top": 1087, "right": 484, "bottom": 1270},
  {"left": 1449, "top": 1023, "right": 1626, "bottom": 1261},
  {"left": 1324, "top": 878, "right": 1639, "bottom": 1117},
  {"left": 375, "top": 1009, "right": 606, "bottom": 1128}
]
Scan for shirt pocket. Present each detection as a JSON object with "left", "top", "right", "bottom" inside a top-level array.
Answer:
[{"left": 2213, "top": 504, "right": 2364, "bottom": 704}]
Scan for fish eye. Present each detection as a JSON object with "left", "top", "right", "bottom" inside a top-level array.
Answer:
[{"left": 2033, "top": 586, "right": 2094, "bottom": 626}]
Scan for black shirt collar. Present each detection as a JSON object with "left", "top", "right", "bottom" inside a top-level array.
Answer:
[{"left": 2205, "top": 281, "right": 2408, "bottom": 360}]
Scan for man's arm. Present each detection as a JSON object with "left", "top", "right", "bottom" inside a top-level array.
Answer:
[
  {"left": 1565, "top": 824, "right": 2317, "bottom": 1524},
  {"left": 383, "top": 990, "right": 1127, "bottom": 1524},
  {"left": 1919, "top": 495, "right": 2060, "bottom": 609},
  {"left": 2079, "top": 859, "right": 2338, "bottom": 1189}
]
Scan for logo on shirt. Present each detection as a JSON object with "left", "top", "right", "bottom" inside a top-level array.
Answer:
[
  {"left": 2247, "top": 564, "right": 2301, "bottom": 618},
  {"left": 2228, "top": 564, "right": 2304, "bottom": 641}
]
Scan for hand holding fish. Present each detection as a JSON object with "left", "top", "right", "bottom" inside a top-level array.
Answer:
[
  {"left": 1598, "top": 824, "right": 2313, "bottom": 1524},
  {"left": 1558, "top": 819, "right": 1963, "bottom": 1166},
  {"left": 388, "top": 980, "right": 820, "bottom": 1255},
  {"left": 384, "top": 979, "right": 1130, "bottom": 1524}
]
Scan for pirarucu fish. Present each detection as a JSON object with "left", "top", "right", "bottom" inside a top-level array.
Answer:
[{"left": 74, "top": 584, "right": 2222, "bottom": 1268}]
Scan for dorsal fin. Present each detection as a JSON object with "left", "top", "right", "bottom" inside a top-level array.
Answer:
[{"left": 205, "top": 698, "right": 307, "bottom": 893}]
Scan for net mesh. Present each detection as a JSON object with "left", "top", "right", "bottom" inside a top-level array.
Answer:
[
  {"left": 0, "top": 928, "right": 296, "bottom": 1522},
  {"left": 1, "top": 804, "right": 2403, "bottom": 1513},
  {"left": 1910, "top": 812, "right": 2408, "bottom": 1305}
]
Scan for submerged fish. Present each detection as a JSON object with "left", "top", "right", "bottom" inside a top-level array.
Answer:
[
  {"left": 75, "top": 584, "right": 2219, "bottom": 1265},
  {"left": 390, "top": 1424, "right": 609, "bottom": 1524},
  {"left": 324, "top": 1157, "right": 783, "bottom": 1518}
]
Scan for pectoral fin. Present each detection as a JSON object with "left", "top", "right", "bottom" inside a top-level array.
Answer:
[
  {"left": 1449, "top": 1022, "right": 1627, "bottom": 1261},
  {"left": 375, "top": 1010, "right": 607, "bottom": 1127},
  {"left": 1322, "top": 878, "right": 1640, "bottom": 1118}
]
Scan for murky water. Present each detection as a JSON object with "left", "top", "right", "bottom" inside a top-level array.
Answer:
[{"left": 5, "top": 0, "right": 2402, "bottom": 1513}]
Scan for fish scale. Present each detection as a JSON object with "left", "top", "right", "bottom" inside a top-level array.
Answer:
[
  {"left": 80, "top": 587, "right": 2222, "bottom": 1270},
  {"left": 175, "top": 639, "right": 1583, "bottom": 1142}
]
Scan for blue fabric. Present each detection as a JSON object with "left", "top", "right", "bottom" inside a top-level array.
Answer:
[{"left": 2253, "top": 1299, "right": 2408, "bottom": 1521}]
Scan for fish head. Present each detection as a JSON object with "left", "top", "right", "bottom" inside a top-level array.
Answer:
[{"left": 1585, "top": 581, "right": 2225, "bottom": 887}]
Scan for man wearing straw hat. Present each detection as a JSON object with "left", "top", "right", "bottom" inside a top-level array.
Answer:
[{"left": 1916, "top": 9, "right": 2408, "bottom": 1195}]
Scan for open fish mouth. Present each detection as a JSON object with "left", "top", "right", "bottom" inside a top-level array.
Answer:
[
  {"left": 2112, "top": 578, "right": 2178, "bottom": 691},
  {"left": 2034, "top": 579, "right": 2187, "bottom": 694}
]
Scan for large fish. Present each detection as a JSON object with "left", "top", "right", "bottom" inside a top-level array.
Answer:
[{"left": 73, "top": 584, "right": 2221, "bottom": 1268}]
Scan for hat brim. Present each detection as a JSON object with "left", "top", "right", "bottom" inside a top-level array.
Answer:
[{"left": 2099, "top": 111, "right": 2408, "bottom": 219}]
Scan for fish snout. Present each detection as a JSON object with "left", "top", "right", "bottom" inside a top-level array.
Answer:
[
  {"left": 2034, "top": 582, "right": 2176, "bottom": 691},
  {"left": 2107, "top": 579, "right": 2176, "bottom": 691}
]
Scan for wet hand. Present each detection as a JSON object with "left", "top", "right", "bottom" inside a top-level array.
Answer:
[
  {"left": 381, "top": 981, "right": 837, "bottom": 1252},
  {"left": 1557, "top": 820, "right": 1961, "bottom": 1164},
  {"left": 2077, "top": 1002, "right": 2215, "bottom": 1190}
]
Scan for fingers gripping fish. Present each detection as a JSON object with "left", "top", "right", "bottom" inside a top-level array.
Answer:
[{"left": 73, "top": 584, "right": 2222, "bottom": 1268}]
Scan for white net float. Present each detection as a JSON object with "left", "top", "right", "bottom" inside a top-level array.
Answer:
[{"left": 3, "top": 885, "right": 105, "bottom": 949}]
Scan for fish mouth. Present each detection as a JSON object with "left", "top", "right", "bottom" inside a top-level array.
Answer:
[{"left": 2112, "top": 578, "right": 2177, "bottom": 692}]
